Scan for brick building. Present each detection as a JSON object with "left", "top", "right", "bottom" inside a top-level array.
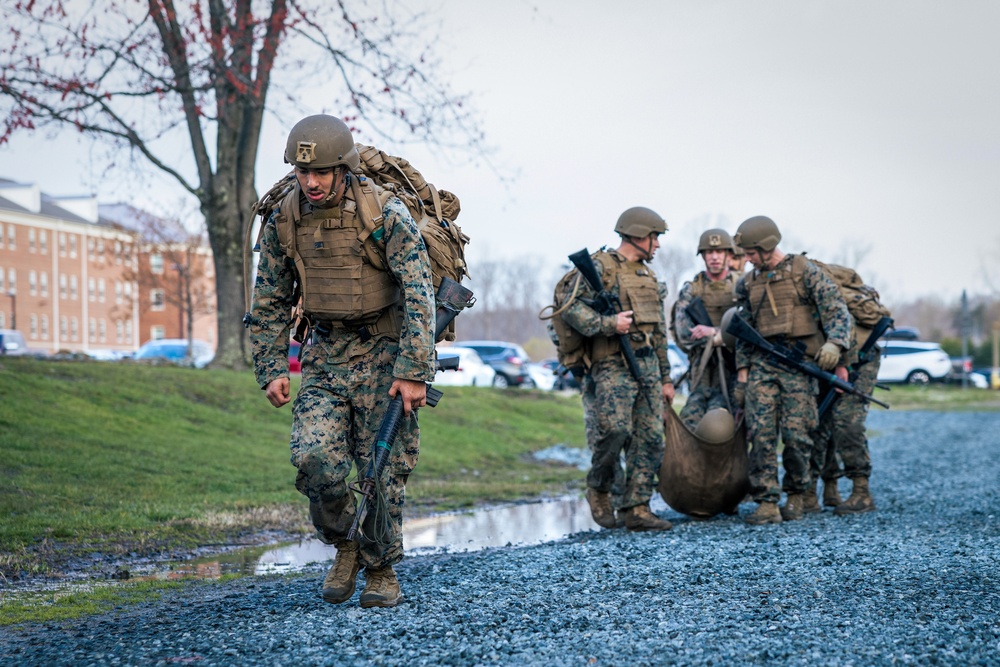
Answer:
[{"left": 0, "top": 178, "right": 216, "bottom": 356}]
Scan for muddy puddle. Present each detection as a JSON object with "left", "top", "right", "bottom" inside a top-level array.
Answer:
[{"left": 139, "top": 494, "right": 670, "bottom": 582}]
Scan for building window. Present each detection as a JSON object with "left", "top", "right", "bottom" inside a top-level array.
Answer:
[
  {"left": 125, "top": 319, "right": 133, "bottom": 340},
  {"left": 70, "top": 317, "right": 78, "bottom": 341},
  {"left": 60, "top": 316, "right": 68, "bottom": 340},
  {"left": 115, "top": 281, "right": 123, "bottom": 305},
  {"left": 7, "top": 268, "right": 15, "bottom": 293},
  {"left": 115, "top": 241, "right": 122, "bottom": 264},
  {"left": 0, "top": 223, "right": 4, "bottom": 248},
  {"left": 99, "top": 319, "right": 106, "bottom": 342},
  {"left": 150, "top": 253, "right": 164, "bottom": 275},
  {"left": 40, "top": 272, "right": 48, "bottom": 297},
  {"left": 40, "top": 230, "right": 47, "bottom": 254},
  {"left": 29, "top": 270, "right": 37, "bottom": 296},
  {"left": 151, "top": 289, "right": 165, "bottom": 311},
  {"left": 30, "top": 314, "right": 37, "bottom": 338},
  {"left": 70, "top": 275, "right": 78, "bottom": 301},
  {"left": 7, "top": 224, "right": 15, "bottom": 249},
  {"left": 87, "top": 237, "right": 95, "bottom": 260},
  {"left": 0, "top": 267, "right": 4, "bottom": 292},
  {"left": 0, "top": 313, "right": 5, "bottom": 328},
  {"left": 151, "top": 325, "right": 166, "bottom": 340},
  {"left": 69, "top": 235, "right": 77, "bottom": 258},
  {"left": 88, "top": 277, "right": 96, "bottom": 302},
  {"left": 116, "top": 319, "right": 124, "bottom": 343},
  {"left": 89, "top": 318, "right": 96, "bottom": 339},
  {"left": 58, "top": 232, "right": 66, "bottom": 255},
  {"left": 97, "top": 238, "right": 105, "bottom": 255},
  {"left": 41, "top": 315, "right": 48, "bottom": 339},
  {"left": 59, "top": 274, "right": 67, "bottom": 300},
  {"left": 98, "top": 279, "right": 106, "bottom": 303},
  {"left": 28, "top": 228, "right": 36, "bottom": 252}
]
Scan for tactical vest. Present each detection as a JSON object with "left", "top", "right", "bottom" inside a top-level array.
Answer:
[
  {"left": 688, "top": 272, "right": 739, "bottom": 326},
  {"left": 744, "top": 253, "right": 824, "bottom": 356},
  {"left": 590, "top": 249, "right": 662, "bottom": 363},
  {"left": 273, "top": 178, "right": 402, "bottom": 337}
]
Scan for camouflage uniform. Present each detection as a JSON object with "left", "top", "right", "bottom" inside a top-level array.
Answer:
[
  {"left": 809, "top": 339, "right": 880, "bottom": 487},
  {"left": 561, "top": 250, "right": 670, "bottom": 510},
  {"left": 672, "top": 272, "right": 739, "bottom": 431},
  {"left": 735, "top": 255, "right": 851, "bottom": 503},
  {"left": 250, "top": 189, "right": 434, "bottom": 571}
]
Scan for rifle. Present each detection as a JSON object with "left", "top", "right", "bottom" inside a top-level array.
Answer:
[
  {"left": 817, "top": 315, "right": 894, "bottom": 416},
  {"left": 684, "top": 296, "right": 714, "bottom": 329},
  {"left": 347, "top": 277, "right": 475, "bottom": 543},
  {"left": 725, "top": 311, "right": 890, "bottom": 410},
  {"left": 567, "top": 248, "right": 655, "bottom": 413}
]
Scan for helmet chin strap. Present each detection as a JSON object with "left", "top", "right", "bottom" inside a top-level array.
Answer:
[
  {"left": 319, "top": 170, "right": 350, "bottom": 208},
  {"left": 626, "top": 235, "right": 653, "bottom": 261}
]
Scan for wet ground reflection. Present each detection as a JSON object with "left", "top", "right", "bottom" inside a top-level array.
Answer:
[{"left": 146, "top": 494, "right": 670, "bottom": 580}]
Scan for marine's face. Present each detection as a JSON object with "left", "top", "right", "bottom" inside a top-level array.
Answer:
[
  {"left": 637, "top": 233, "right": 661, "bottom": 260},
  {"left": 728, "top": 254, "right": 747, "bottom": 272},
  {"left": 702, "top": 249, "right": 729, "bottom": 277},
  {"left": 744, "top": 247, "right": 767, "bottom": 270},
  {"left": 295, "top": 166, "right": 342, "bottom": 203}
]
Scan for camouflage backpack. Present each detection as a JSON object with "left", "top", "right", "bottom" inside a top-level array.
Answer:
[
  {"left": 809, "top": 258, "right": 892, "bottom": 328},
  {"left": 244, "top": 144, "right": 471, "bottom": 341}
]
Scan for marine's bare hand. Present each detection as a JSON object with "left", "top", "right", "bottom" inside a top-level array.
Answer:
[
  {"left": 265, "top": 377, "right": 291, "bottom": 408},
  {"left": 615, "top": 310, "right": 634, "bottom": 335},
  {"left": 390, "top": 378, "right": 428, "bottom": 415}
]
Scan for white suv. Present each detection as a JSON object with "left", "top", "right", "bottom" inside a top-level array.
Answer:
[{"left": 876, "top": 340, "right": 951, "bottom": 384}]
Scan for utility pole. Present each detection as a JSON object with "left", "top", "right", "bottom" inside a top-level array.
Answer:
[{"left": 960, "top": 290, "right": 969, "bottom": 390}]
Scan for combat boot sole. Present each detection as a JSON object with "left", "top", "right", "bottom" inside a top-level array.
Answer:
[
  {"left": 834, "top": 500, "right": 877, "bottom": 515},
  {"left": 359, "top": 568, "right": 403, "bottom": 608},
  {"left": 745, "top": 502, "right": 782, "bottom": 526}
]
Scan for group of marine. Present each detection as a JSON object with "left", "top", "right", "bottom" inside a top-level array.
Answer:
[
  {"left": 556, "top": 208, "right": 887, "bottom": 535},
  {"left": 248, "top": 114, "right": 888, "bottom": 609}
]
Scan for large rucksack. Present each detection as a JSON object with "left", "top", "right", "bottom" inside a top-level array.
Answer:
[
  {"left": 809, "top": 258, "right": 892, "bottom": 328},
  {"left": 538, "top": 268, "right": 590, "bottom": 375},
  {"left": 243, "top": 144, "right": 470, "bottom": 341}
]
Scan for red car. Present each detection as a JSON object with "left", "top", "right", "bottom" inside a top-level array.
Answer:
[{"left": 289, "top": 342, "right": 302, "bottom": 374}]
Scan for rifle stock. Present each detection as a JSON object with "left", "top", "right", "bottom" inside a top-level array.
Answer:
[
  {"left": 725, "top": 311, "right": 889, "bottom": 411},
  {"left": 684, "top": 296, "right": 714, "bottom": 329},
  {"left": 816, "top": 315, "right": 894, "bottom": 416},
  {"left": 347, "top": 277, "right": 474, "bottom": 543},
  {"left": 568, "top": 248, "right": 655, "bottom": 413}
]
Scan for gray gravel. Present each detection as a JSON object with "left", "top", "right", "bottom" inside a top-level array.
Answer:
[{"left": 3, "top": 410, "right": 999, "bottom": 666}]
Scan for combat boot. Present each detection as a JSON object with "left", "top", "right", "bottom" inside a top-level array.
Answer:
[
  {"left": 834, "top": 477, "right": 876, "bottom": 515},
  {"left": 823, "top": 480, "right": 843, "bottom": 507},
  {"left": 745, "top": 501, "right": 782, "bottom": 525},
  {"left": 360, "top": 566, "right": 403, "bottom": 608},
  {"left": 801, "top": 486, "right": 822, "bottom": 514},
  {"left": 780, "top": 493, "right": 806, "bottom": 521},
  {"left": 621, "top": 504, "right": 673, "bottom": 531},
  {"left": 586, "top": 488, "right": 617, "bottom": 529},
  {"left": 321, "top": 539, "right": 360, "bottom": 604}
]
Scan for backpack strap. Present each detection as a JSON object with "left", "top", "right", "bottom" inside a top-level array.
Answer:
[{"left": 349, "top": 174, "right": 393, "bottom": 271}]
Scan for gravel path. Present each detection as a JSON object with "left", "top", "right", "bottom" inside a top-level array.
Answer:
[{"left": 3, "top": 410, "right": 998, "bottom": 666}]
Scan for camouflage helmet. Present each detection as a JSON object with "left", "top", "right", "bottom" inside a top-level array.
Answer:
[
  {"left": 615, "top": 206, "right": 667, "bottom": 238},
  {"left": 694, "top": 407, "right": 736, "bottom": 444},
  {"left": 697, "top": 228, "right": 735, "bottom": 255},
  {"left": 284, "top": 115, "right": 360, "bottom": 171},
  {"left": 719, "top": 307, "right": 738, "bottom": 351},
  {"left": 734, "top": 216, "right": 781, "bottom": 252}
]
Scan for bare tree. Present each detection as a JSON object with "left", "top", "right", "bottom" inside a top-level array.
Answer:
[{"left": 1, "top": 1, "right": 486, "bottom": 368}]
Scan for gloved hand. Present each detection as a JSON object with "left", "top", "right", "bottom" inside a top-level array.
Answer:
[
  {"left": 815, "top": 341, "right": 841, "bottom": 371},
  {"left": 732, "top": 381, "right": 746, "bottom": 408}
]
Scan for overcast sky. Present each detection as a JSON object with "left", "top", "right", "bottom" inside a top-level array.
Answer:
[{"left": 3, "top": 0, "right": 998, "bottom": 305}]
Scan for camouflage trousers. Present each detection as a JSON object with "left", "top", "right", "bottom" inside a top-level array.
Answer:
[
  {"left": 582, "top": 374, "right": 625, "bottom": 501},
  {"left": 290, "top": 336, "right": 419, "bottom": 571},
  {"left": 808, "top": 352, "right": 880, "bottom": 484},
  {"left": 586, "top": 354, "right": 665, "bottom": 510},
  {"left": 745, "top": 359, "right": 818, "bottom": 502},
  {"left": 679, "top": 352, "right": 735, "bottom": 431}
]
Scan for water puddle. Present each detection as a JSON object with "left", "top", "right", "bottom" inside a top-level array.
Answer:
[{"left": 141, "top": 494, "right": 670, "bottom": 581}]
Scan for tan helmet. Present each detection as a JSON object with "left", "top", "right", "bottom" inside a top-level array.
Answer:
[
  {"left": 719, "top": 307, "right": 738, "bottom": 351},
  {"left": 694, "top": 407, "right": 736, "bottom": 444},
  {"left": 697, "top": 228, "right": 735, "bottom": 255},
  {"left": 731, "top": 242, "right": 746, "bottom": 257},
  {"left": 734, "top": 216, "right": 781, "bottom": 252},
  {"left": 615, "top": 206, "right": 667, "bottom": 238},
  {"left": 284, "top": 115, "right": 360, "bottom": 171}
]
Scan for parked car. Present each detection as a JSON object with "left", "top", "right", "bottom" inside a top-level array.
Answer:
[
  {"left": 453, "top": 340, "right": 533, "bottom": 388},
  {"left": 541, "top": 358, "right": 580, "bottom": 391},
  {"left": 0, "top": 329, "right": 29, "bottom": 356},
  {"left": 134, "top": 339, "right": 214, "bottom": 368},
  {"left": 433, "top": 346, "right": 496, "bottom": 387},
  {"left": 289, "top": 341, "right": 302, "bottom": 374},
  {"left": 884, "top": 326, "right": 920, "bottom": 341},
  {"left": 876, "top": 340, "right": 951, "bottom": 384},
  {"left": 667, "top": 341, "right": 690, "bottom": 391},
  {"left": 524, "top": 362, "right": 556, "bottom": 390}
]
